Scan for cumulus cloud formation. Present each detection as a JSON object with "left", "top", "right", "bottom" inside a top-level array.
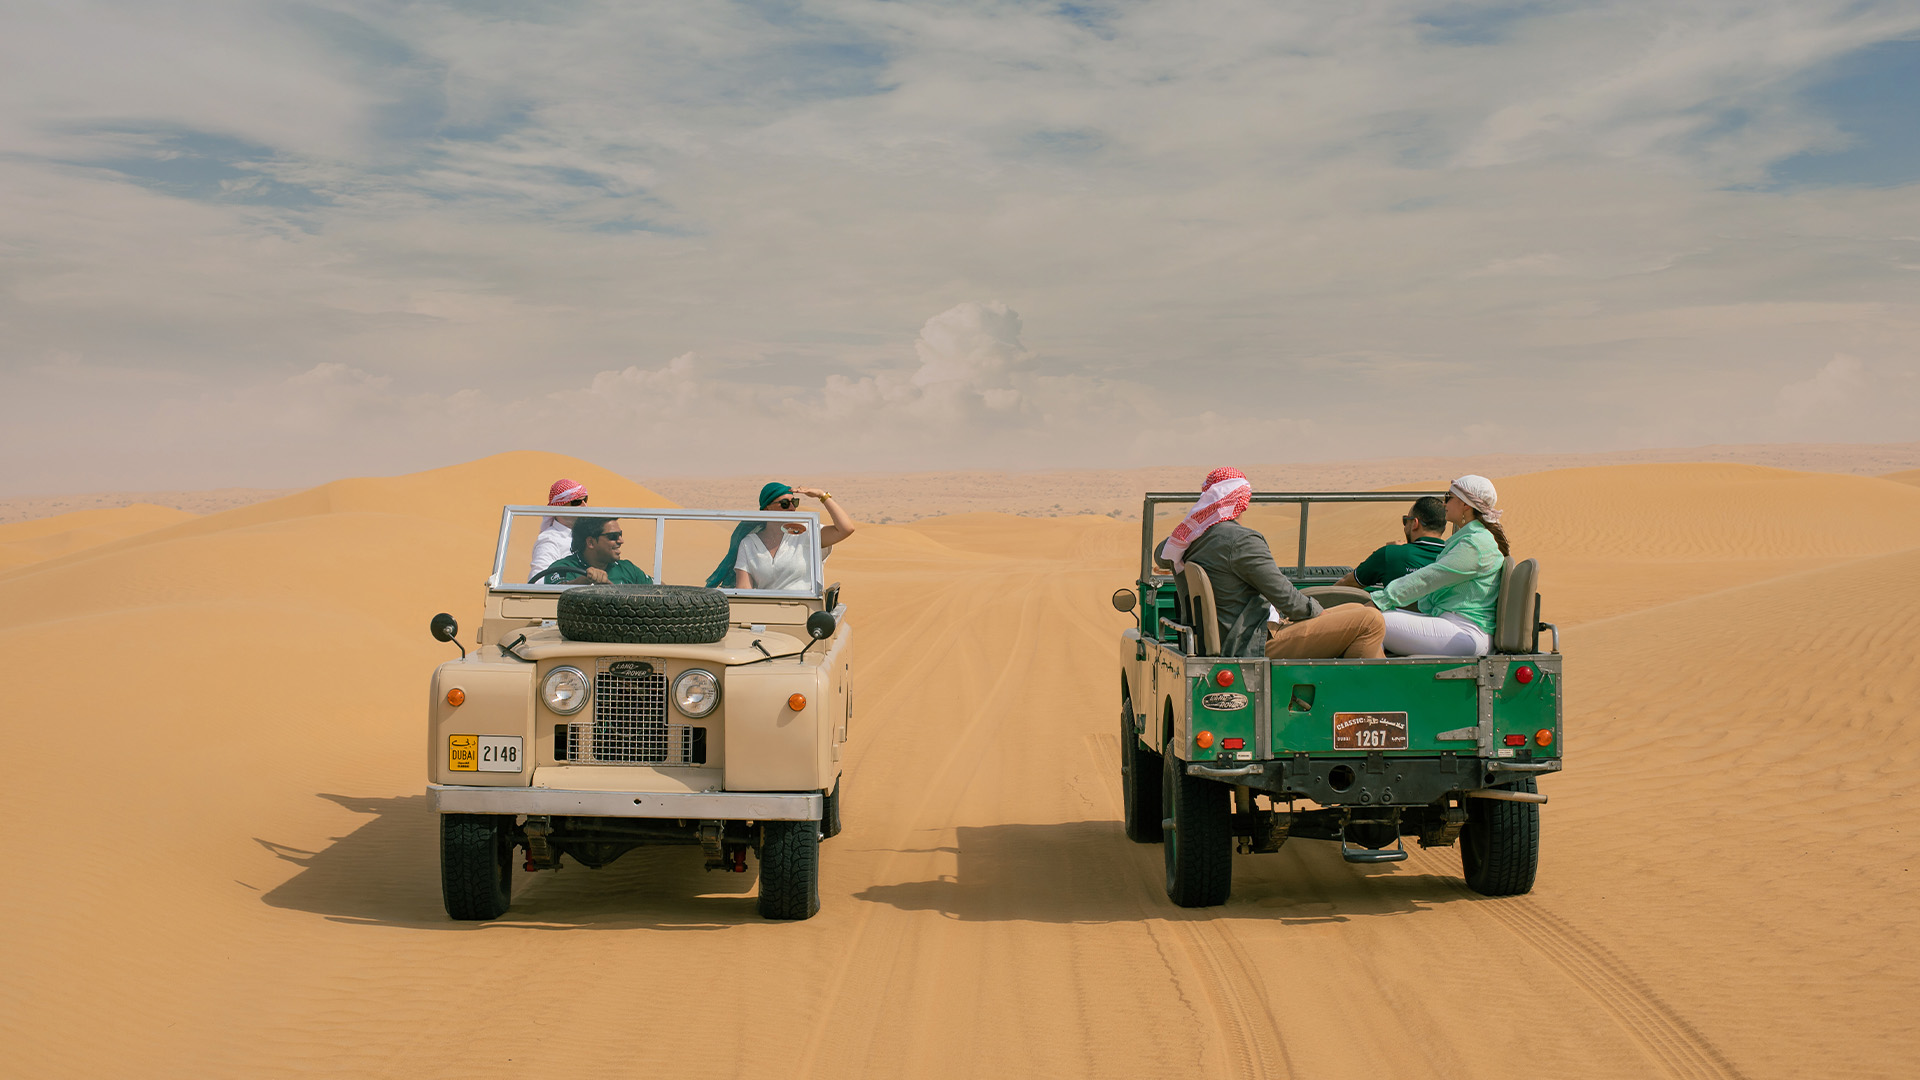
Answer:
[{"left": 3, "top": 2, "right": 1919, "bottom": 491}]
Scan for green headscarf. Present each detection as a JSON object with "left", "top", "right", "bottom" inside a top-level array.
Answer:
[{"left": 704, "top": 482, "right": 793, "bottom": 588}]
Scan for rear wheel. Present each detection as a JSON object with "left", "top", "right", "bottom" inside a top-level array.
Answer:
[
  {"left": 441, "top": 814, "right": 514, "bottom": 920},
  {"left": 1119, "top": 691, "right": 1163, "bottom": 843},
  {"left": 1461, "top": 777, "right": 1540, "bottom": 896},
  {"left": 1163, "top": 747, "right": 1232, "bottom": 907},
  {"left": 758, "top": 820, "right": 821, "bottom": 920}
]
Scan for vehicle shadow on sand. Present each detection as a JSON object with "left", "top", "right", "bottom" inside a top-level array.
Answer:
[
  {"left": 853, "top": 820, "right": 1476, "bottom": 924},
  {"left": 256, "top": 793, "right": 761, "bottom": 931}
]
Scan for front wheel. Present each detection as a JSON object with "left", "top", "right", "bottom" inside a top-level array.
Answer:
[
  {"left": 1119, "top": 693, "right": 1163, "bottom": 843},
  {"left": 441, "top": 814, "right": 514, "bottom": 920},
  {"left": 1461, "top": 777, "right": 1540, "bottom": 896},
  {"left": 1163, "top": 748, "right": 1232, "bottom": 907},
  {"left": 758, "top": 820, "right": 822, "bottom": 920}
]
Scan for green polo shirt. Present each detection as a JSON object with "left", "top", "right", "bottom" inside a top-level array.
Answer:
[
  {"left": 536, "top": 555, "right": 653, "bottom": 585},
  {"left": 1352, "top": 535, "right": 1446, "bottom": 588}
]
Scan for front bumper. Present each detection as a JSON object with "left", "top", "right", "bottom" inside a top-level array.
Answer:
[{"left": 428, "top": 783, "right": 822, "bottom": 821}]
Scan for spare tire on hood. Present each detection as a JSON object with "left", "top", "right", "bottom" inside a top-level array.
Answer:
[{"left": 558, "top": 584, "right": 731, "bottom": 645}]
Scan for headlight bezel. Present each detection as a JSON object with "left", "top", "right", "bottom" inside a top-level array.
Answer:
[
  {"left": 541, "top": 665, "right": 590, "bottom": 715},
  {"left": 673, "top": 668, "right": 721, "bottom": 718}
]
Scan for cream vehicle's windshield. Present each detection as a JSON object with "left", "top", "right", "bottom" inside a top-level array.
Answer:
[{"left": 488, "top": 506, "right": 826, "bottom": 599}]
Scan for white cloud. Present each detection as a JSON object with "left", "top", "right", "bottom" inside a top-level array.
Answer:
[
  {"left": 4, "top": 2, "right": 1920, "bottom": 492},
  {"left": 1777, "top": 354, "right": 1869, "bottom": 421}
]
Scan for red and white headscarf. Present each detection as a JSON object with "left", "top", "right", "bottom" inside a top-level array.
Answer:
[
  {"left": 1163, "top": 467, "right": 1252, "bottom": 572},
  {"left": 548, "top": 478, "right": 589, "bottom": 506}
]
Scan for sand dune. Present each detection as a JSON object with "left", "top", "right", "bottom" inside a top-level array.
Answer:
[
  {"left": 1885, "top": 468, "right": 1920, "bottom": 487},
  {"left": 3, "top": 452, "right": 1916, "bottom": 1078},
  {"left": 0, "top": 502, "right": 195, "bottom": 573}
]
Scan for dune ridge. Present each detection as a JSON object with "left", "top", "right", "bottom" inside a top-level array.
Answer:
[{"left": 3, "top": 451, "right": 1917, "bottom": 1078}]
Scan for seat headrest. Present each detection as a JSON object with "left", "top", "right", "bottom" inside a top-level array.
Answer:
[{"left": 1493, "top": 557, "right": 1540, "bottom": 654}]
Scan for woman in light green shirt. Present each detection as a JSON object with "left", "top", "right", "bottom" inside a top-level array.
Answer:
[{"left": 1368, "top": 475, "right": 1511, "bottom": 656}]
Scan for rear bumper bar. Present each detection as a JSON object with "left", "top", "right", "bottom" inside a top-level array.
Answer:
[
  {"left": 428, "top": 784, "right": 822, "bottom": 821},
  {"left": 1185, "top": 754, "right": 1560, "bottom": 805}
]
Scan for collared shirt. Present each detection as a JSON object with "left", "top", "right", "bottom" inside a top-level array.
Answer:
[
  {"left": 1353, "top": 535, "right": 1446, "bottom": 588},
  {"left": 536, "top": 554, "right": 653, "bottom": 585},
  {"left": 1369, "top": 520, "right": 1504, "bottom": 633},
  {"left": 735, "top": 529, "right": 819, "bottom": 591},
  {"left": 528, "top": 521, "right": 572, "bottom": 581}
]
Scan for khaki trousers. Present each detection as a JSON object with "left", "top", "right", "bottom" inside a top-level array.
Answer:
[{"left": 1264, "top": 604, "right": 1386, "bottom": 660}]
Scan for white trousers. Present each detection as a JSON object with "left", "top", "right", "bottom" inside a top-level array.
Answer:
[{"left": 1383, "top": 610, "right": 1490, "bottom": 657}]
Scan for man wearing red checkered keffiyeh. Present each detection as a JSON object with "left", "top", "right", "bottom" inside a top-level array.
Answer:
[
  {"left": 1157, "top": 467, "right": 1386, "bottom": 660},
  {"left": 529, "top": 478, "right": 590, "bottom": 581}
]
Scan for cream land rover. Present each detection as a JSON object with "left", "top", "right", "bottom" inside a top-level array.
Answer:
[{"left": 426, "top": 505, "right": 852, "bottom": 921}]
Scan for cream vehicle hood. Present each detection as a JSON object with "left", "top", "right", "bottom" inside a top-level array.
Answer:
[{"left": 502, "top": 624, "right": 810, "bottom": 666}]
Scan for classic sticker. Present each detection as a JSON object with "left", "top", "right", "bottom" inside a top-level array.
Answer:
[
  {"left": 1201, "top": 692, "right": 1249, "bottom": 711},
  {"left": 1332, "top": 711, "right": 1409, "bottom": 750}
]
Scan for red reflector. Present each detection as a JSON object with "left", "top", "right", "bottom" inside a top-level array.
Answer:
[
  {"left": 1215, "top": 669, "right": 1235, "bottom": 687},
  {"left": 1504, "top": 734, "right": 1526, "bottom": 746},
  {"left": 1516, "top": 666, "right": 1535, "bottom": 684},
  {"left": 1222, "top": 738, "right": 1244, "bottom": 750}
]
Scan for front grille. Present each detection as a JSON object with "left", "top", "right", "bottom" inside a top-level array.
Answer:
[{"left": 557, "top": 658, "right": 702, "bottom": 765}]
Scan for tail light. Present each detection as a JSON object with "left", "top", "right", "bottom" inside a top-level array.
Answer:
[{"left": 1504, "top": 734, "right": 1526, "bottom": 747}]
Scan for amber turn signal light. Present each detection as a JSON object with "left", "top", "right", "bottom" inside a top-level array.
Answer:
[
  {"left": 445, "top": 688, "right": 465, "bottom": 707},
  {"left": 788, "top": 693, "right": 807, "bottom": 712},
  {"left": 1536, "top": 729, "right": 1554, "bottom": 747},
  {"left": 1196, "top": 730, "right": 1215, "bottom": 749},
  {"left": 1215, "top": 669, "right": 1235, "bottom": 687}
]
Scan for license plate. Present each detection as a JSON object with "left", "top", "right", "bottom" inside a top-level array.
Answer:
[
  {"left": 449, "top": 734, "right": 524, "bottom": 773},
  {"left": 1332, "top": 712, "right": 1408, "bottom": 750}
]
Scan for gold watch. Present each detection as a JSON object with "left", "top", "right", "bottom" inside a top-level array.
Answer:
[{"left": 819, "top": 491, "right": 834, "bottom": 501}]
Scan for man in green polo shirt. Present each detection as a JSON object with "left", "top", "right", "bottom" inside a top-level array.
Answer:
[
  {"left": 534, "top": 517, "right": 654, "bottom": 585},
  {"left": 1338, "top": 496, "right": 1447, "bottom": 590}
]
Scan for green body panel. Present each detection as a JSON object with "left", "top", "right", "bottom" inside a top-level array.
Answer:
[
  {"left": 1187, "top": 662, "right": 1257, "bottom": 756},
  {"left": 1269, "top": 660, "right": 1561, "bottom": 755}
]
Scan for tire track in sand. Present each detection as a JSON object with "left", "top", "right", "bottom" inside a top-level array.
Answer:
[
  {"left": 1405, "top": 846, "right": 1751, "bottom": 1080},
  {"left": 1085, "top": 731, "right": 1295, "bottom": 1080}
]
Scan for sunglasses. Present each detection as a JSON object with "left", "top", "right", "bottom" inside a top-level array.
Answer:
[
  {"left": 1401, "top": 515, "right": 1415, "bottom": 524},
  {"left": 776, "top": 497, "right": 800, "bottom": 509},
  {"left": 567, "top": 497, "right": 587, "bottom": 506},
  {"left": 599, "top": 531, "right": 623, "bottom": 543}
]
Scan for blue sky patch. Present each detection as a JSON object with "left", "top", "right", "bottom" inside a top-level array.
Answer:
[
  {"left": 1415, "top": 2, "right": 1552, "bottom": 46},
  {"left": 1769, "top": 38, "right": 1920, "bottom": 188},
  {"left": 63, "top": 127, "right": 330, "bottom": 209}
]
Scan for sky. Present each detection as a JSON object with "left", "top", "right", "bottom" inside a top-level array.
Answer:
[{"left": 2, "top": 0, "right": 1918, "bottom": 492}]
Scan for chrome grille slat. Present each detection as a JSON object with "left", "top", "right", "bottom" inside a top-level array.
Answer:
[{"left": 565, "top": 658, "right": 696, "bottom": 765}]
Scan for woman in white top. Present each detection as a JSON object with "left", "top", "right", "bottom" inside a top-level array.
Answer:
[
  {"left": 528, "top": 478, "right": 589, "bottom": 582},
  {"left": 725, "top": 482, "right": 856, "bottom": 590}
]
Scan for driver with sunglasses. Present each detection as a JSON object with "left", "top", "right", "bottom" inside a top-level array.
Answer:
[{"left": 535, "top": 517, "right": 654, "bottom": 586}]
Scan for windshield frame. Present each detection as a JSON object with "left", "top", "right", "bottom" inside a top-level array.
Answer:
[
  {"left": 1137, "top": 490, "right": 1450, "bottom": 584},
  {"left": 488, "top": 505, "right": 826, "bottom": 599}
]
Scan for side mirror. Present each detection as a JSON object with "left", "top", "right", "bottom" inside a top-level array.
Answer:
[
  {"left": 1110, "top": 588, "right": 1137, "bottom": 613},
  {"left": 797, "top": 610, "right": 837, "bottom": 661},
  {"left": 429, "top": 612, "right": 465, "bottom": 659}
]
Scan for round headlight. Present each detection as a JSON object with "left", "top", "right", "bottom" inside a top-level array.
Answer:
[
  {"left": 673, "top": 669, "right": 720, "bottom": 718},
  {"left": 541, "top": 666, "right": 589, "bottom": 715}
]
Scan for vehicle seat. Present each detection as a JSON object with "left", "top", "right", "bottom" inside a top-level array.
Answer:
[
  {"left": 1492, "top": 556, "right": 1541, "bottom": 654},
  {"left": 1182, "top": 564, "right": 1224, "bottom": 656},
  {"left": 1300, "top": 585, "right": 1373, "bottom": 608}
]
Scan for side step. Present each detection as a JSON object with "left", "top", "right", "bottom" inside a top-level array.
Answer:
[{"left": 1341, "top": 837, "right": 1408, "bottom": 864}]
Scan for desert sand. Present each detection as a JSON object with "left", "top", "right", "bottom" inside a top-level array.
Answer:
[{"left": 3, "top": 450, "right": 1917, "bottom": 1079}]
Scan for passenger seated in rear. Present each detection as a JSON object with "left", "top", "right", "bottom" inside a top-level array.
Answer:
[
  {"left": 1369, "top": 475, "right": 1509, "bottom": 656},
  {"left": 1162, "top": 468, "right": 1385, "bottom": 659},
  {"left": 1337, "top": 495, "right": 1447, "bottom": 589},
  {"left": 534, "top": 517, "right": 654, "bottom": 585}
]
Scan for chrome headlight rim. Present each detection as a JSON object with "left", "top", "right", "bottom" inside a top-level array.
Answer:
[
  {"left": 541, "top": 665, "right": 590, "bottom": 715},
  {"left": 672, "top": 668, "right": 720, "bottom": 718}
]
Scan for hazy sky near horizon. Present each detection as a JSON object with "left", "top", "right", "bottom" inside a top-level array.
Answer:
[{"left": 3, "top": 1, "right": 1918, "bottom": 492}]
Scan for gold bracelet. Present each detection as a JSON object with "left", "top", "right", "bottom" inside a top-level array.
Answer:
[{"left": 819, "top": 491, "right": 834, "bottom": 501}]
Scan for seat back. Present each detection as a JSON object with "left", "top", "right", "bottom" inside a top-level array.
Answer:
[
  {"left": 1492, "top": 556, "right": 1540, "bottom": 654},
  {"left": 1182, "top": 564, "right": 1224, "bottom": 656}
]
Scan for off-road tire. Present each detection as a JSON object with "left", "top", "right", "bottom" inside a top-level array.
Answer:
[
  {"left": 1461, "top": 777, "right": 1539, "bottom": 896},
  {"left": 1163, "top": 750, "right": 1232, "bottom": 907},
  {"left": 1119, "top": 692, "right": 1163, "bottom": 843},
  {"left": 558, "top": 584, "right": 730, "bottom": 644},
  {"left": 441, "top": 814, "right": 514, "bottom": 920},
  {"left": 758, "top": 820, "right": 821, "bottom": 920},
  {"left": 821, "top": 777, "right": 843, "bottom": 841}
]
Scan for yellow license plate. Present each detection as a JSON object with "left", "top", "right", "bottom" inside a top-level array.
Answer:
[{"left": 448, "top": 734, "right": 478, "bottom": 771}]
